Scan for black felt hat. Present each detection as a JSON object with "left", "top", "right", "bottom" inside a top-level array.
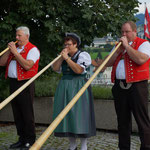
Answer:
[{"left": 65, "top": 32, "right": 81, "bottom": 46}]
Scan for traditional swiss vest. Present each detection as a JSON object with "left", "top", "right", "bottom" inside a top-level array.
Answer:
[
  {"left": 111, "top": 37, "right": 149, "bottom": 83},
  {"left": 62, "top": 50, "right": 86, "bottom": 77},
  {"left": 5, "top": 42, "right": 40, "bottom": 80}
]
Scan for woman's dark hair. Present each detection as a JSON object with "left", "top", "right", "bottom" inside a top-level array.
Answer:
[{"left": 64, "top": 36, "right": 78, "bottom": 46}]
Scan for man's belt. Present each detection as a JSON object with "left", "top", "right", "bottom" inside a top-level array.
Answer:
[{"left": 116, "top": 79, "right": 132, "bottom": 89}]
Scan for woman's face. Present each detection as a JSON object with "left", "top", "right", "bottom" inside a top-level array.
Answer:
[{"left": 64, "top": 40, "right": 77, "bottom": 54}]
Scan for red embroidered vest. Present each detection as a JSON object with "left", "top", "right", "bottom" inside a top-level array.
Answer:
[
  {"left": 5, "top": 42, "right": 40, "bottom": 80},
  {"left": 111, "top": 37, "right": 149, "bottom": 83}
]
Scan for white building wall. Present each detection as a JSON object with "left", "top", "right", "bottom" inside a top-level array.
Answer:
[{"left": 86, "top": 65, "right": 112, "bottom": 85}]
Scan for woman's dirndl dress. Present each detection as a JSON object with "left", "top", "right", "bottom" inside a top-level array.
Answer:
[{"left": 53, "top": 50, "right": 96, "bottom": 138}]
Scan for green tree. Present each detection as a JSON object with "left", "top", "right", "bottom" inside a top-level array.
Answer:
[
  {"left": 0, "top": 0, "right": 140, "bottom": 68},
  {"left": 0, "top": 0, "right": 140, "bottom": 99}
]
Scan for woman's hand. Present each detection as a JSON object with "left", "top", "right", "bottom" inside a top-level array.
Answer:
[{"left": 60, "top": 48, "right": 69, "bottom": 60}]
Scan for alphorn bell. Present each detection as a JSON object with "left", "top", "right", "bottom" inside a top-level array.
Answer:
[
  {"left": 0, "top": 55, "right": 62, "bottom": 110},
  {"left": 0, "top": 41, "right": 18, "bottom": 56},
  {"left": 30, "top": 42, "right": 122, "bottom": 150}
]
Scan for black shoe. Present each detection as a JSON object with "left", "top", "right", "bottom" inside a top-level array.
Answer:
[
  {"left": 20, "top": 143, "right": 32, "bottom": 150},
  {"left": 68, "top": 148, "right": 77, "bottom": 150},
  {"left": 9, "top": 141, "right": 24, "bottom": 149}
]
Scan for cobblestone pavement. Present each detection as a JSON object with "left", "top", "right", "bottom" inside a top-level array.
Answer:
[{"left": 0, "top": 123, "right": 140, "bottom": 150}]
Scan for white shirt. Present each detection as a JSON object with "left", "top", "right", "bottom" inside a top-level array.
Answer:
[
  {"left": 8, "top": 46, "right": 40, "bottom": 78},
  {"left": 115, "top": 41, "right": 150, "bottom": 79}
]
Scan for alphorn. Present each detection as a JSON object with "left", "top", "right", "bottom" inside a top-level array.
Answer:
[
  {"left": 30, "top": 42, "right": 122, "bottom": 150},
  {"left": 0, "top": 55, "right": 61, "bottom": 110},
  {"left": 0, "top": 41, "right": 18, "bottom": 56}
]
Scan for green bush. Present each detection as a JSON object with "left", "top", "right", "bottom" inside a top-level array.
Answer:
[
  {"left": 92, "top": 85, "right": 113, "bottom": 100},
  {"left": 1, "top": 70, "right": 150, "bottom": 101},
  {"left": 35, "top": 73, "right": 61, "bottom": 97},
  {"left": 0, "top": 71, "right": 61, "bottom": 101},
  {"left": 34, "top": 73, "right": 114, "bottom": 99},
  {"left": 34, "top": 74, "right": 114, "bottom": 99},
  {"left": 0, "top": 68, "right": 9, "bottom": 102},
  {"left": 0, "top": 85, "right": 9, "bottom": 102}
]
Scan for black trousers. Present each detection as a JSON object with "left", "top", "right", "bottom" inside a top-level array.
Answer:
[
  {"left": 112, "top": 79, "right": 150, "bottom": 150},
  {"left": 9, "top": 78, "right": 36, "bottom": 144}
]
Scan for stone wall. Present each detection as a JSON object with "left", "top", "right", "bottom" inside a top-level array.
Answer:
[{"left": 1, "top": 97, "right": 149, "bottom": 132}]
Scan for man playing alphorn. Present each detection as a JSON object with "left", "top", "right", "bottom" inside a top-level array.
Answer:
[{"left": 0, "top": 26, "right": 40, "bottom": 150}]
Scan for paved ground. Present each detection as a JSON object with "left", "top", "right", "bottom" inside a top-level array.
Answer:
[{"left": 0, "top": 123, "right": 141, "bottom": 150}]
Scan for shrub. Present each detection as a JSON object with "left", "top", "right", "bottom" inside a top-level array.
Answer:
[
  {"left": 1, "top": 70, "right": 150, "bottom": 101},
  {"left": 92, "top": 85, "right": 113, "bottom": 100},
  {"left": 0, "top": 85, "right": 9, "bottom": 102},
  {"left": 35, "top": 73, "right": 61, "bottom": 97},
  {"left": 0, "top": 68, "right": 9, "bottom": 102}
]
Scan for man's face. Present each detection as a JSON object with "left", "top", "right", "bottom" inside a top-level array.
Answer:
[
  {"left": 16, "top": 30, "right": 29, "bottom": 46},
  {"left": 121, "top": 23, "right": 136, "bottom": 42}
]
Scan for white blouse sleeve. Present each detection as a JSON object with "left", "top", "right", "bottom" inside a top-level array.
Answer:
[{"left": 77, "top": 52, "right": 91, "bottom": 73}]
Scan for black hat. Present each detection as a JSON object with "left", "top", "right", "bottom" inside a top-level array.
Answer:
[{"left": 65, "top": 32, "right": 81, "bottom": 46}]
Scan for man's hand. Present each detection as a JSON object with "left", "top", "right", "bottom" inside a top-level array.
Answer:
[
  {"left": 8, "top": 42, "right": 18, "bottom": 55},
  {"left": 119, "top": 36, "right": 129, "bottom": 49}
]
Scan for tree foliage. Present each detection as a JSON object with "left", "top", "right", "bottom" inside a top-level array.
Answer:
[{"left": 0, "top": 0, "right": 140, "bottom": 68}]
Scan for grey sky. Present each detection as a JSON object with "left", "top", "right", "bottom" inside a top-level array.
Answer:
[{"left": 137, "top": 0, "right": 150, "bottom": 14}]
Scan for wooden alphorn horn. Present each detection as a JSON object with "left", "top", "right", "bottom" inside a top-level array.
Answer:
[
  {"left": 0, "top": 41, "right": 18, "bottom": 56},
  {"left": 0, "top": 55, "right": 62, "bottom": 110},
  {"left": 30, "top": 42, "right": 122, "bottom": 150}
]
